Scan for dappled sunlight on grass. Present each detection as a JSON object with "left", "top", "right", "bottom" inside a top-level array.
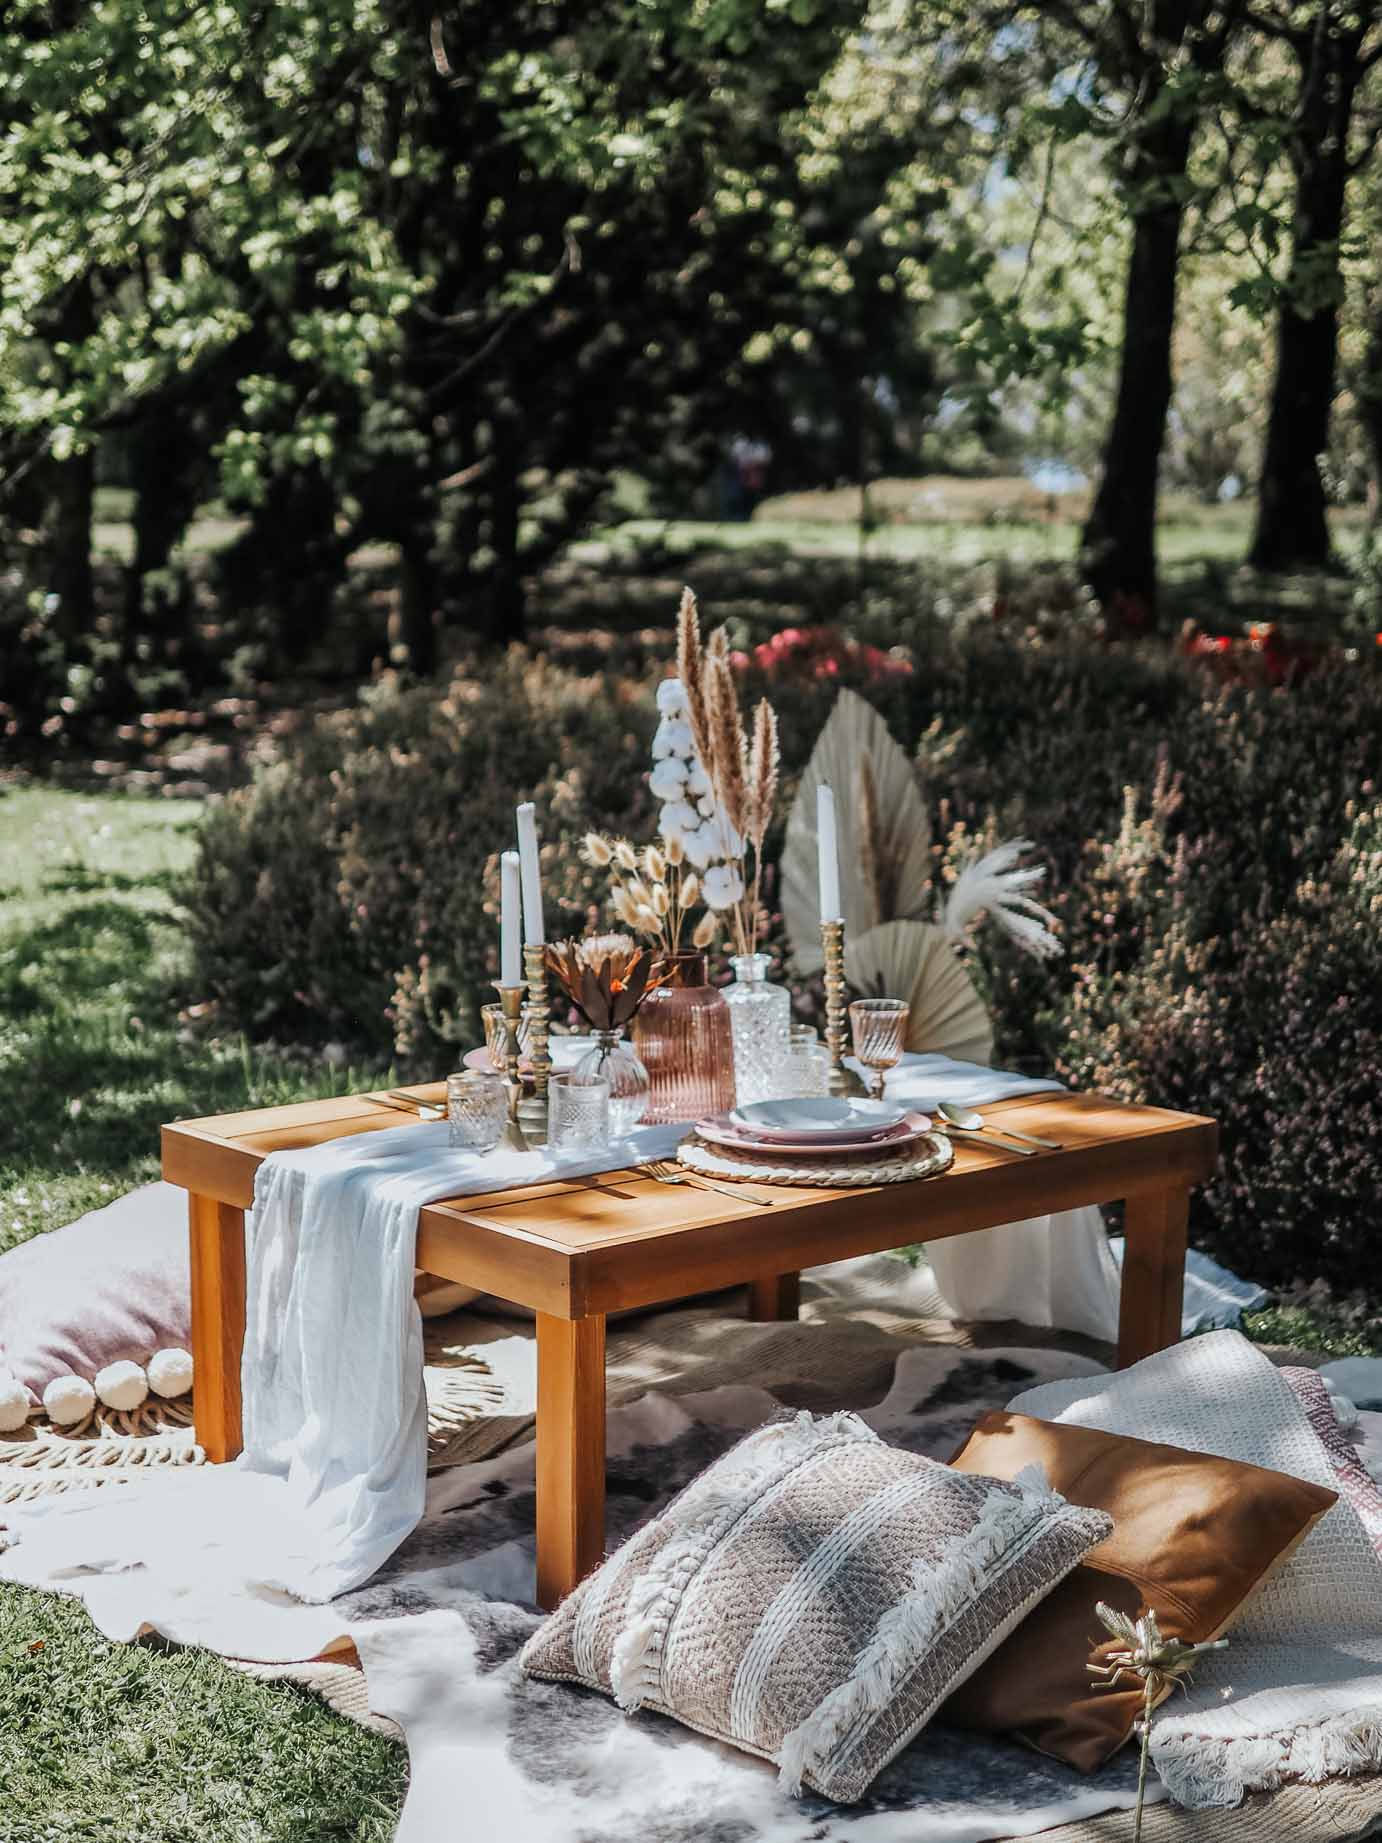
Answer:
[{"left": 0, "top": 786, "right": 388, "bottom": 1254}]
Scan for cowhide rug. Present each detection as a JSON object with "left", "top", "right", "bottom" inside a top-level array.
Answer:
[{"left": 277, "top": 1340, "right": 1166, "bottom": 1843}]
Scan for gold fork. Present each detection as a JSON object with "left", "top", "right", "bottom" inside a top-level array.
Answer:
[
  {"left": 640, "top": 1158, "right": 774, "bottom": 1207},
  {"left": 370, "top": 1091, "right": 445, "bottom": 1121}
]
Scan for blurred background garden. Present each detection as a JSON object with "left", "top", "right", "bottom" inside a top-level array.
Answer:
[{"left": 4, "top": 0, "right": 1382, "bottom": 1352}]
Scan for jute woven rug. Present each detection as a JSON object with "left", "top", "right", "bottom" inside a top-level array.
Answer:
[{"left": 5, "top": 1254, "right": 1377, "bottom": 1842}]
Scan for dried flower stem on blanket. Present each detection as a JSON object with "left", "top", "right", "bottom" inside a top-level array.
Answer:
[{"left": 1089, "top": 1603, "right": 1228, "bottom": 1842}]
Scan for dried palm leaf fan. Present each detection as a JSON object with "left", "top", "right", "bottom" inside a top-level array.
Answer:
[
  {"left": 781, "top": 689, "right": 933, "bottom": 975},
  {"left": 845, "top": 920, "right": 994, "bottom": 1065}
]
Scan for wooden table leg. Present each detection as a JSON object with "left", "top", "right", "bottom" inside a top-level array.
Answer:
[
  {"left": 1117, "top": 1187, "right": 1189, "bottom": 1368},
  {"left": 188, "top": 1192, "right": 247, "bottom": 1463},
  {"left": 535, "top": 1313, "right": 607, "bottom": 1610},
  {"left": 748, "top": 1272, "right": 800, "bottom": 1322}
]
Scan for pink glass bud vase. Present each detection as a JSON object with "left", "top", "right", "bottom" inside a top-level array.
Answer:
[{"left": 631, "top": 950, "right": 736, "bottom": 1123}]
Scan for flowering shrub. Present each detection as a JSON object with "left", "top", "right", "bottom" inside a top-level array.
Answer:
[
  {"left": 186, "top": 617, "right": 1382, "bottom": 1291},
  {"left": 731, "top": 624, "right": 914, "bottom": 686}
]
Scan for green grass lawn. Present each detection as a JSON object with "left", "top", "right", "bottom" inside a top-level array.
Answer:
[{"left": 0, "top": 785, "right": 405, "bottom": 1842}]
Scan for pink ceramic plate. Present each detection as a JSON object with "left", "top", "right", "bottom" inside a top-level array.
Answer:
[{"left": 695, "top": 1112, "right": 932, "bottom": 1157}]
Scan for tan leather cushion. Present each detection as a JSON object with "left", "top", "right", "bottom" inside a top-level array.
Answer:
[{"left": 943, "top": 1411, "right": 1338, "bottom": 1771}]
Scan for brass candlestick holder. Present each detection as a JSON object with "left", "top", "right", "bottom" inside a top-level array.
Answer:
[
  {"left": 821, "top": 918, "right": 867, "bottom": 1098},
  {"left": 494, "top": 982, "right": 531, "bottom": 1152},
  {"left": 520, "top": 942, "right": 551, "bottom": 1146}
]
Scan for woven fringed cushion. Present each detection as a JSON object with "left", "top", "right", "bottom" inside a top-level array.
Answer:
[{"left": 519, "top": 1410, "right": 1110, "bottom": 1804}]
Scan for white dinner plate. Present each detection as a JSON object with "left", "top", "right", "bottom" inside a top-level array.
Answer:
[
  {"left": 697, "top": 1113, "right": 931, "bottom": 1157},
  {"left": 729, "top": 1097, "right": 909, "bottom": 1141}
]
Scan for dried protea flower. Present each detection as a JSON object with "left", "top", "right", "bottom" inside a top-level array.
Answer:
[
  {"left": 576, "top": 933, "right": 636, "bottom": 971},
  {"left": 545, "top": 936, "right": 669, "bottom": 1031}
]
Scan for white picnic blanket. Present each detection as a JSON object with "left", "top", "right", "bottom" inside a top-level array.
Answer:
[
  {"left": 1011, "top": 1329, "right": 1382, "bottom": 1807},
  {"left": 0, "top": 1055, "right": 1112, "bottom": 1651}
]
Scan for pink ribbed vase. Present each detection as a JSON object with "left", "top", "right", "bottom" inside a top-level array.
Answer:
[{"left": 632, "top": 951, "right": 737, "bottom": 1123}]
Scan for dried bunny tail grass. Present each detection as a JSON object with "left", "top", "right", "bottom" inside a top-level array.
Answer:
[
  {"left": 611, "top": 885, "right": 640, "bottom": 927},
  {"left": 692, "top": 911, "right": 718, "bottom": 949},
  {"left": 677, "top": 588, "right": 714, "bottom": 772},
  {"left": 581, "top": 832, "right": 614, "bottom": 867},
  {"left": 612, "top": 839, "right": 639, "bottom": 873},
  {"left": 746, "top": 699, "right": 780, "bottom": 847},
  {"left": 680, "top": 871, "right": 700, "bottom": 908},
  {"left": 650, "top": 883, "right": 670, "bottom": 917},
  {"left": 663, "top": 832, "right": 686, "bottom": 867},
  {"left": 643, "top": 845, "right": 667, "bottom": 882},
  {"left": 707, "top": 647, "right": 749, "bottom": 839}
]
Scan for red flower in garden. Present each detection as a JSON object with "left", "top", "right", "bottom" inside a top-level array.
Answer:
[{"left": 737, "top": 624, "right": 913, "bottom": 685}]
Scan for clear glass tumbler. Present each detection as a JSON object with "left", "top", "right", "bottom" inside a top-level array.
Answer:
[
  {"left": 782, "top": 1024, "right": 832, "bottom": 1098},
  {"left": 548, "top": 1070, "right": 611, "bottom": 1151},
  {"left": 446, "top": 1070, "right": 508, "bottom": 1152}
]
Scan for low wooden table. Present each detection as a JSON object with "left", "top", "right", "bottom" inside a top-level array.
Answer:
[{"left": 162, "top": 1088, "right": 1216, "bottom": 1608}]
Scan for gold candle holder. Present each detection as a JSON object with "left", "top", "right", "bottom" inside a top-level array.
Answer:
[
  {"left": 494, "top": 982, "right": 531, "bottom": 1152},
  {"left": 821, "top": 918, "right": 867, "bottom": 1098},
  {"left": 520, "top": 941, "right": 551, "bottom": 1146}
]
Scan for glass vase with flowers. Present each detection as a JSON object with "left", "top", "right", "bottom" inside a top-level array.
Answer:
[
  {"left": 579, "top": 828, "right": 736, "bottom": 1124},
  {"left": 671, "top": 589, "right": 790, "bottom": 1104},
  {"left": 543, "top": 935, "right": 668, "bottom": 1134}
]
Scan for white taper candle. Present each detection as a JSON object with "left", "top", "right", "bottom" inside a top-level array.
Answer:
[
  {"left": 500, "top": 851, "right": 522, "bottom": 986},
  {"left": 515, "top": 802, "right": 545, "bottom": 946},
  {"left": 817, "top": 783, "right": 842, "bottom": 922}
]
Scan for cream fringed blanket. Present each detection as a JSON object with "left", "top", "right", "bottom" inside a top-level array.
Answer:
[
  {"left": 1013, "top": 1329, "right": 1382, "bottom": 1810},
  {"left": 5, "top": 1255, "right": 1382, "bottom": 1842}
]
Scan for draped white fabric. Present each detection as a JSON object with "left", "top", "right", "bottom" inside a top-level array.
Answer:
[
  {"left": 0, "top": 1118, "right": 685, "bottom": 1654},
  {"left": 875, "top": 1056, "right": 1120, "bottom": 1343}
]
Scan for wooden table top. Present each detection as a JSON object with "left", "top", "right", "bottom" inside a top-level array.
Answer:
[{"left": 163, "top": 1086, "right": 1216, "bottom": 1322}]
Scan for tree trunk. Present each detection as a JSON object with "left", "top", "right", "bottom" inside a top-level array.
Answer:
[
  {"left": 397, "top": 529, "right": 438, "bottom": 675},
  {"left": 487, "top": 411, "right": 526, "bottom": 645},
  {"left": 1360, "top": 292, "right": 1382, "bottom": 527},
  {"left": 123, "top": 415, "right": 201, "bottom": 643},
  {"left": 1249, "top": 23, "right": 1366, "bottom": 572},
  {"left": 1080, "top": 179, "right": 1187, "bottom": 621},
  {"left": 42, "top": 445, "right": 96, "bottom": 640}
]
